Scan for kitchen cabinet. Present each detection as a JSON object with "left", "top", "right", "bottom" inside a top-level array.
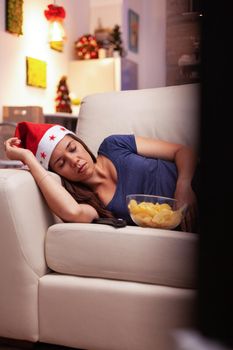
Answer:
[{"left": 67, "top": 57, "right": 138, "bottom": 100}]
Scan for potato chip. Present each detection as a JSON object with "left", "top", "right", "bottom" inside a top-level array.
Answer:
[{"left": 128, "top": 198, "right": 183, "bottom": 229}]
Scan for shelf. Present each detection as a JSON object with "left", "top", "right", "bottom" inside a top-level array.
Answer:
[
  {"left": 67, "top": 58, "right": 138, "bottom": 100},
  {"left": 44, "top": 113, "right": 78, "bottom": 132},
  {"left": 44, "top": 112, "right": 79, "bottom": 119}
]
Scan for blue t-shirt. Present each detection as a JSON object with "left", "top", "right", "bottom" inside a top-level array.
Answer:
[{"left": 98, "top": 134, "right": 178, "bottom": 224}]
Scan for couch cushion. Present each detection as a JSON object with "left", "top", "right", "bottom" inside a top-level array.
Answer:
[
  {"left": 45, "top": 224, "right": 198, "bottom": 289},
  {"left": 76, "top": 84, "right": 200, "bottom": 156},
  {"left": 39, "top": 274, "right": 196, "bottom": 350}
]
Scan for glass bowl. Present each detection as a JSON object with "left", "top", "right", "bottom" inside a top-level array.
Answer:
[{"left": 126, "top": 194, "right": 187, "bottom": 229}]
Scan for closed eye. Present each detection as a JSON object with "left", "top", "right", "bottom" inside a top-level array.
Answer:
[
  {"left": 69, "top": 145, "right": 76, "bottom": 153},
  {"left": 57, "top": 159, "right": 65, "bottom": 168},
  {"left": 69, "top": 141, "right": 76, "bottom": 153}
]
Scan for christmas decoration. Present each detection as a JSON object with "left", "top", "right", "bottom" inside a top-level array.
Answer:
[
  {"left": 44, "top": 4, "right": 66, "bottom": 21},
  {"left": 94, "top": 18, "right": 112, "bottom": 56},
  {"left": 14, "top": 121, "right": 74, "bottom": 170},
  {"left": 110, "top": 25, "right": 126, "bottom": 57},
  {"left": 75, "top": 34, "right": 99, "bottom": 60},
  {"left": 55, "top": 76, "right": 72, "bottom": 114},
  {"left": 44, "top": 3, "right": 66, "bottom": 52}
]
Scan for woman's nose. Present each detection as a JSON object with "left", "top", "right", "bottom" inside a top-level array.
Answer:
[{"left": 67, "top": 154, "right": 78, "bottom": 167}]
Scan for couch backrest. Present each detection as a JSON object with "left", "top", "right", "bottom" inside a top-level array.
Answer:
[{"left": 76, "top": 83, "right": 200, "bottom": 156}]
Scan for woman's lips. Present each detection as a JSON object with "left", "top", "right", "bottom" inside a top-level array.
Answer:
[{"left": 78, "top": 162, "right": 86, "bottom": 173}]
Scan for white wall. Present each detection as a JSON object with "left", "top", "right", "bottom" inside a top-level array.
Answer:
[
  {"left": 90, "top": 0, "right": 166, "bottom": 89},
  {"left": 0, "top": 0, "right": 166, "bottom": 122},
  {"left": 139, "top": 0, "right": 166, "bottom": 88},
  {"left": 122, "top": 0, "right": 166, "bottom": 88},
  {"left": 90, "top": 0, "right": 123, "bottom": 32},
  {"left": 0, "top": 0, "right": 89, "bottom": 120}
]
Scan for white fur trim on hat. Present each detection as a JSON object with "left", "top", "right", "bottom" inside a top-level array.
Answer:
[{"left": 36, "top": 125, "right": 75, "bottom": 169}]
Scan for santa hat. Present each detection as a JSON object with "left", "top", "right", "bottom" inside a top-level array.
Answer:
[{"left": 14, "top": 121, "right": 75, "bottom": 169}]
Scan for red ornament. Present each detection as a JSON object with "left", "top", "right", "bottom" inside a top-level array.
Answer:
[
  {"left": 44, "top": 4, "right": 66, "bottom": 21},
  {"left": 75, "top": 34, "right": 99, "bottom": 60}
]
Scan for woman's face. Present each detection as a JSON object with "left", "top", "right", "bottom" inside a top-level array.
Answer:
[{"left": 49, "top": 135, "right": 95, "bottom": 182}]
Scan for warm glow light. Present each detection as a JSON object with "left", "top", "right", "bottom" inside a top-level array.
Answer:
[{"left": 49, "top": 20, "right": 65, "bottom": 42}]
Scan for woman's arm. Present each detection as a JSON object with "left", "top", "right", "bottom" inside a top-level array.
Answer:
[
  {"left": 135, "top": 136, "right": 199, "bottom": 232},
  {"left": 5, "top": 137, "right": 99, "bottom": 223}
]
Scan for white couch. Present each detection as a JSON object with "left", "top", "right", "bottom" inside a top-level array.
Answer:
[{"left": 0, "top": 83, "right": 200, "bottom": 350}]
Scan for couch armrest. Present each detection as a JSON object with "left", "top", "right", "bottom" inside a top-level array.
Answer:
[
  {"left": 0, "top": 169, "right": 56, "bottom": 276},
  {"left": 0, "top": 169, "right": 56, "bottom": 340}
]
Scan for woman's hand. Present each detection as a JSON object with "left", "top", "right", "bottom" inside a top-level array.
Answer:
[
  {"left": 4, "top": 137, "right": 34, "bottom": 164},
  {"left": 174, "top": 181, "right": 198, "bottom": 233}
]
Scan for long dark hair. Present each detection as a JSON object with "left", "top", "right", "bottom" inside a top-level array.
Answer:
[{"left": 54, "top": 134, "right": 114, "bottom": 219}]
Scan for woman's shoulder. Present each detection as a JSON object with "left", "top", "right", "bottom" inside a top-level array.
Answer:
[
  {"left": 98, "top": 134, "right": 137, "bottom": 156},
  {"left": 101, "top": 134, "right": 135, "bottom": 147}
]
